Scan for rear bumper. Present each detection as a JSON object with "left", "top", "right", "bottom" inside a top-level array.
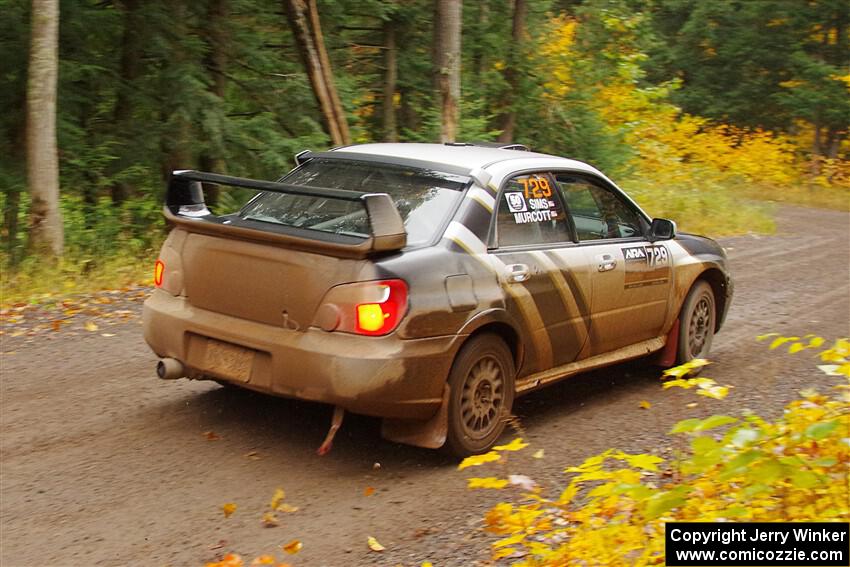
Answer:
[{"left": 143, "top": 289, "right": 459, "bottom": 419}]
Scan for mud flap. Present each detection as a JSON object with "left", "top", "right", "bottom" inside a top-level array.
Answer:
[
  {"left": 380, "top": 384, "right": 450, "bottom": 449},
  {"left": 655, "top": 319, "right": 679, "bottom": 367},
  {"left": 316, "top": 406, "right": 345, "bottom": 456}
]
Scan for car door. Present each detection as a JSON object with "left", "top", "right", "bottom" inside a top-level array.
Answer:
[
  {"left": 490, "top": 171, "right": 592, "bottom": 375},
  {"left": 553, "top": 172, "right": 672, "bottom": 356}
]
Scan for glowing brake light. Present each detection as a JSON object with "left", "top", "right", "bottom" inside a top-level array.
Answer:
[
  {"left": 357, "top": 303, "right": 387, "bottom": 332},
  {"left": 354, "top": 279, "right": 408, "bottom": 336},
  {"left": 154, "top": 259, "right": 165, "bottom": 287}
]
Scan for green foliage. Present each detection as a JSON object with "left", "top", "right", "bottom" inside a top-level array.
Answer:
[
  {"left": 3, "top": 0, "right": 847, "bottom": 295},
  {"left": 461, "top": 338, "right": 850, "bottom": 565},
  {"left": 648, "top": 0, "right": 850, "bottom": 144}
]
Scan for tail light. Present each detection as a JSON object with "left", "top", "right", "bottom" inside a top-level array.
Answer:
[
  {"left": 355, "top": 279, "right": 407, "bottom": 335},
  {"left": 314, "top": 279, "right": 408, "bottom": 336},
  {"left": 154, "top": 259, "right": 165, "bottom": 287}
]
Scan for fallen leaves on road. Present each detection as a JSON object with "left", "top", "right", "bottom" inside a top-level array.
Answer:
[
  {"left": 204, "top": 431, "right": 221, "bottom": 441},
  {"left": 269, "top": 487, "right": 298, "bottom": 513},
  {"left": 1, "top": 286, "right": 148, "bottom": 341},
  {"left": 206, "top": 553, "right": 244, "bottom": 567},
  {"left": 639, "top": 400, "right": 652, "bottom": 409},
  {"left": 532, "top": 449, "right": 544, "bottom": 459},
  {"left": 493, "top": 438, "right": 529, "bottom": 452},
  {"left": 467, "top": 477, "right": 508, "bottom": 489},
  {"left": 222, "top": 503, "right": 237, "bottom": 518},
  {"left": 457, "top": 451, "right": 501, "bottom": 470},
  {"left": 206, "top": 553, "right": 293, "bottom": 567},
  {"left": 363, "top": 486, "right": 375, "bottom": 496},
  {"left": 282, "top": 540, "right": 302, "bottom": 554},
  {"left": 261, "top": 512, "right": 279, "bottom": 527},
  {"left": 367, "top": 536, "right": 385, "bottom": 552},
  {"left": 270, "top": 488, "right": 285, "bottom": 510}
]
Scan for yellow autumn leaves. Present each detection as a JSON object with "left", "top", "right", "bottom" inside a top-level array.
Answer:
[
  {"left": 211, "top": 486, "right": 393, "bottom": 565},
  {"left": 467, "top": 337, "right": 850, "bottom": 565},
  {"left": 457, "top": 437, "right": 530, "bottom": 472},
  {"left": 210, "top": 488, "right": 303, "bottom": 566}
]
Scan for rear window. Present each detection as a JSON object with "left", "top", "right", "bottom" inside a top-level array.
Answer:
[{"left": 239, "top": 159, "right": 467, "bottom": 246}]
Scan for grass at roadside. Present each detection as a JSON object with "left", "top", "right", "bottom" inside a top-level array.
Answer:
[
  {"left": 1, "top": 251, "right": 155, "bottom": 307},
  {"left": 739, "top": 182, "right": 849, "bottom": 211},
  {"left": 624, "top": 176, "right": 777, "bottom": 236}
]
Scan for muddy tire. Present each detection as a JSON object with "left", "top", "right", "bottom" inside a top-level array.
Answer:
[
  {"left": 676, "top": 280, "right": 716, "bottom": 371},
  {"left": 444, "top": 334, "right": 515, "bottom": 457}
]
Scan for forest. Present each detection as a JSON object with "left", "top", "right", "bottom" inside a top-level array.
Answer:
[{"left": 2, "top": 0, "right": 849, "bottom": 298}]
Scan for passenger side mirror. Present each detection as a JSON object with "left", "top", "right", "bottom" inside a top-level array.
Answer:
[{"left": 648, "top": 218, "right": 676, "bottom": 242}]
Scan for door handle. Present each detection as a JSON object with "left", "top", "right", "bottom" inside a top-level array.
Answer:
[
  {"left": 596, "top": 254, "right": 617, "bottom": 272},
  {"left": 505, "top": 263, "right": 530, "bottom": 283}
]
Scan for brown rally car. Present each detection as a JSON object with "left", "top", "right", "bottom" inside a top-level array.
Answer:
[{"left": 143, "top": 142, "right": 732, "bottom": 456}]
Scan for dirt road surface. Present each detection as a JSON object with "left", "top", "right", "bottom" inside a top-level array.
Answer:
[{"left": 2, "top": 206, "right": 848, "bottom": 567}]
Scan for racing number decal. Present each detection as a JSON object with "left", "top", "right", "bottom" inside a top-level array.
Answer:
[
  {"left": 621, "top": 245, "right": 670, "bottom": 288},
  {"left": 506, "top": 176, "right": 559, "bottom": 225},
  {"left": 650, "top": 245, "right": 669, "bottom": 266},
  {"left": 519, "top": 176, "right": 553, "bottom": 199}
]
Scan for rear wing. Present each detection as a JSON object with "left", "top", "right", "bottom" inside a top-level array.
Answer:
[{"left": 164, "top": 170, "right": 407, "bottom": 258}]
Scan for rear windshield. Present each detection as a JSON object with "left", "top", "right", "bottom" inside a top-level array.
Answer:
[{"left": 239, "top": 159, "right": 467, "bottom": 246}]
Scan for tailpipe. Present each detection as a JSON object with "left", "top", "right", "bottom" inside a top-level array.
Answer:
[{"left": 156, "top": 358, "right": 185, "bottom": 380}]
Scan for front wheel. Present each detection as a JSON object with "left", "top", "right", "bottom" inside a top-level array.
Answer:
[
  {"left": 676, "top": 280, "right": 716, "bottom": 369},
  {"left": 445, "top": 334, "right": 516, "bottom": 457}
]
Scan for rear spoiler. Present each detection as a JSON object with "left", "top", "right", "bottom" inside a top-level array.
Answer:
[{"left": 164, "top": 170, "right": 407, "bottom": 258}]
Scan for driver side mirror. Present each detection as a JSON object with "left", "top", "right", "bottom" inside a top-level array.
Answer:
[{"left": 648, "top": 218, "right": 676, "bottom": 242}]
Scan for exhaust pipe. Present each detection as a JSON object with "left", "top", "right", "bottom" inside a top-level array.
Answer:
[{"left": 156, "top": 358, "right": 185, "bottom": 380}]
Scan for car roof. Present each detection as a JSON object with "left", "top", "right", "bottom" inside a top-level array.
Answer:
[{"left": 332, "top": 143, "right": 589, "bottom": 173}]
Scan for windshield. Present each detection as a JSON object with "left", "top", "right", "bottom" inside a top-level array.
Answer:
[{"left": 239, "top": 159, "right": 467, "bottom": 246}]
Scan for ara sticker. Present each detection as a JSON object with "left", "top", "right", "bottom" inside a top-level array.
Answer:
[{"left": 622, "top": 245, "right": 669, "bottom": 266}]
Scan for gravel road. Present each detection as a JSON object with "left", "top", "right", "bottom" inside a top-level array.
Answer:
[{"left": 1, "top": 205, "right": 848, "bottom": 567}]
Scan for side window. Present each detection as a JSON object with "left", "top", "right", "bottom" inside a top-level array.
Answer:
[
  {"left": 554, "top": 174, "right": 644, "bottom": 241},
  {"left": 496, "top": 173, "right": 571, "bottom": 247}
]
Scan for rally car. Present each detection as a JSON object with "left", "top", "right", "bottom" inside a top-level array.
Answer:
[{"left": 143, "top": 142, "right": 732, "bottom": 456}]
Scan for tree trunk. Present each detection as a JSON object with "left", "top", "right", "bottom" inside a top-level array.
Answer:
[
  {"left": 113, "top": 0, "right": 141, "bottom": 129},
  {"left": 435, "top": 0, "right": 462, "bottom": 143},
  {"left": 26, "top": 0, "right": 63, "bottom": 257},
  {"left": 306, "top": 0, "right": 350, "bottom": 145},
  {"left": 159, "top": 2, "right": 194, "bottom": 187},
  {"left": 201, "top": 0, "right": 229, "bottom": 208},
  {"left": 431, "top": 0, "right": 441, "bottom": 96},
  {"left": 382, "top": 18, "right": 398, "bottom": 142},
  {"left": 283, "top": 0, "right": 350, "bottom": 146},
  {"left": 110, "top": 0, "right": 142, "bottom": 205},
  {"left": 472, "top": 1, "right": 489, "bottom": 78},
  {"left": 496, "top": 0, "right": 525, "bottom": 143}
]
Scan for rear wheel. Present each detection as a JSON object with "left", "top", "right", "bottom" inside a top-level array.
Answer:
[
  {"left": 445, "top": 334, "right": 515, "bottom": 457},
  {"left": 676, "top": 281, "right": 716, "bottom": 370}
]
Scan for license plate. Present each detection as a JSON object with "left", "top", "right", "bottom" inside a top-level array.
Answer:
[{"left": 205, "top": 339, "right": 254, "bottom": 382}]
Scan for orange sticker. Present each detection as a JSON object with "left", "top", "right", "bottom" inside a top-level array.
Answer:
[{"left": 519, "top": 176, "right": 552, "bottom": 199}]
